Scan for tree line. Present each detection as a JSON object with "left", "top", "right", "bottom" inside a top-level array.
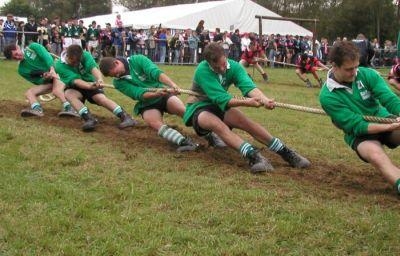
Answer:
[{"left": 1, "top": 0, "right": 399, "bottom": 43}]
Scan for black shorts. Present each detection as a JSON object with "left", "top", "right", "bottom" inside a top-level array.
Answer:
[
  {"left": 139, "top": 95, "right": 172, "bottom": 116},
  {"left": 352, "top": 132, "right": 398, "bottom": 162},
  {"left": 66, "top": 87, "right": 105, "bottom": 105},
  {"left": 191, "top": 105, "right": 226, "bottom": 136}
]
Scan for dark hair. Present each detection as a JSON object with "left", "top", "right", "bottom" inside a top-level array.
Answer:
[
  {"left": 66, "top": 45, "right": 83, "bottom": 61},
  {"left": 3, "top": 44, "right": 17, "bottom": 59},
  {"left": 329, "top": 41, "right": 360, "bottom": 67},
  {"left": 203, "top": 42, "right": 225, "bottom": 65},
  {"left": 99, "top": 57, "right": 116, "bottom": 77}
]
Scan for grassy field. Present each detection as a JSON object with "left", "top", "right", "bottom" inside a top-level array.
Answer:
[{"left": 0, "top": 59, "right": 399, "bottom": 255}]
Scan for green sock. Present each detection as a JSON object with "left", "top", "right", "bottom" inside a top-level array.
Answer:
[
  {"left": 63, "top": 101, "right": 71, "bottom": 111},
  {"left": 78, "top": 106, "right": 89, "bottom": 116},
  {"left": 112, "top": 105, "right": 123, "bottom": 116},
  {"left": 394, "top": 179, "right": 400, "bottom": 195},
  {"left": 268, "top": 137, "right": 284, "bottom": 152},
  {"left": 239, "top": 142, "right": 255, "bottom": 158},
  {"left": 31, "top": 102, "right": 42, "bottom": 111},
  {"left": 158, "top": 125, "right": 185, "bottom": 145}
]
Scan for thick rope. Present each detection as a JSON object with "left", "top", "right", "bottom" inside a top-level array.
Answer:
[
  {"left": 39, "top": 84, "right": 399, "bottom": 124},
  {"left": 141, "top": 87, "right": 398, "bottom": 124}
]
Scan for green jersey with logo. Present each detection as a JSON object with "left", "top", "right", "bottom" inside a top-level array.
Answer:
[
  {"left": 113, "top": 55, "right": 164, "bottom": 115},
  {"left": 55, "top": 51, "right": 97, "bottom": 87},
  {"left": 18, "top": 42, "right": 54, "bottom": 85},
  {"left": 183, "top": 59, "right": 256, "bottom": 126},
  {"left": 319, "top": 67, "right": 400, "bottom": 147}
]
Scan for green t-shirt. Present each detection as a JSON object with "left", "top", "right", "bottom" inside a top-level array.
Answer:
[
  {"left": 113, "top": 55, "right": 164, "bottom": 115},
  {"left": 183, "top": 59, "right": 256, "bottom": 126},
  {"left": 18, "top": 43, "right": 54, "bottom": 85},
  {"left": 319, "top": 67, "right": 400, "bottom": 147},
  {"left": 55, "top": 51, "right": 97, "bottom": 87}
]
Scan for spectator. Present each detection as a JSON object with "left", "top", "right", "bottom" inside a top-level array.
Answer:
[
  {"left": 188, "top": 30, "right": 199, "bottom": 64},
  {"left": 352, "top": 33, "right": 374, "bottom": 67},
  {"left": 0, "top": 19, "right": 4, "bottom": 54},
  {"left": 24, "top": 15, "right": 38, "bottom": 45},
  {"left": 3, "top": 14, "right": 17, "bottom": 46},
  {"left": 230, "top": 29, "right": 241, "bottom": 61},
  {"left": 195, "top": 20, "right": 204, "bottom": 35},
  {"left": 158, "top": 28, "right": 167, "bottom": 63},
  {"left": 16, "top": 21, "right": 25, "bottom": 49}
]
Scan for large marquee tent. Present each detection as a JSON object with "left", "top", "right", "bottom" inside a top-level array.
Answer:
[{"left": 81, "top": 0, "right": 313, "bottom": 36}]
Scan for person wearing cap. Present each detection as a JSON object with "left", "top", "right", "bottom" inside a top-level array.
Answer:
[
  {"left": 388, "top": 63, "right": 400, "bottom": 90},
  {"left": 3, "top": 14, "right": 17, "bottom": 46}
]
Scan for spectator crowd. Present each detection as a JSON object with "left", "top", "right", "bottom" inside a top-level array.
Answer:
[{"left": 0, "top": 13, "right": 398, "bottom": 67}]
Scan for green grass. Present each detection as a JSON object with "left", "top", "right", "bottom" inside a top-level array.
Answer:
[{"left": 0, "top": 59, "right": 399, "bottom": 255}]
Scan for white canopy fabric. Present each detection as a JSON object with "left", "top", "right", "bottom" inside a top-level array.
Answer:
[{"left": 81, "top": 0, "right": 313, "bottom": 36}]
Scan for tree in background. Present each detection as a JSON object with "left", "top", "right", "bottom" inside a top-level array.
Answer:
[
  {"left": 1, "top": 0, "right": 112, "bottom": 20},
  {"left": 1, "top": 0, "right": 398, "bottom": 44}
]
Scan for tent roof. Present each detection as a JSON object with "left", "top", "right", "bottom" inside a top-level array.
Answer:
[{"left": 81, "top": 0, "right": 313, "bottom": 36}]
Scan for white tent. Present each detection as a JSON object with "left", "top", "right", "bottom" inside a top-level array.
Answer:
[{"left": 81, "top": 0, "right": 312, "bottom": 36}]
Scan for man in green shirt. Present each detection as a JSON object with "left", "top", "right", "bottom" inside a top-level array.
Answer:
[
  {"left": 55, "top": 45, "right": 137, "bottom": 132},
  {"left": 4, "top": 43, "right": 77, "bottom": 117},
  {"left": 319, "top": 41, "right": 400, "bottom": 195},
  {"left": 183, "top": 42, "right": 310, "bottom": 173},
  {"left": 99, "top": 55, "right": 204, "bottom": 152}
]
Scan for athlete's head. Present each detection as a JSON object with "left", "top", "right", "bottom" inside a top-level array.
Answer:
[{"left": 203, "top": 42, "right": 227, "bottom": 74}]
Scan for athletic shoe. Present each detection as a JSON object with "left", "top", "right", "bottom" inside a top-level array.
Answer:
[
  {"left": 246, "top": 150, "right": 274, "bottom": 173},
  {"left": 176, "top": 137, "right": 199, "bottom": 152},
  {"left": 277, "top": 147, "right": 310, "bottom": 168},
  {"left": 306, "top": 80, "right": 313, "bottom": 88},
  {"left": 204, "top": 132, "right": 227, "bottom": 148},
  {"left": 262, "top": 73, "right": 268, "bottom": 82},
  {"left": 118, "top": 111, "right": 138, "bottom": 129},
  {"left": 58, "top": 105, "right": 80, "bottom": 117},
  {"left": 81, "top": 112, "right": 98, "bottom": 132},
  {"left": 20, "top": 108, "right": 44, "bottom": 117}
]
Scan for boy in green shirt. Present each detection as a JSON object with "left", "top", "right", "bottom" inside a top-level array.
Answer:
[
  {"left": 55, "top": 45, "right": 137, "bottom": 132},
  {"left": 183, "top": 43, "right": 310, "bottom": 173},
  {"left": 319, "top": 41, "right": 400, "bottom": 195},
  {"left": 3, "top": 43, "right": 77, "bottom": 117},
  {"left": 99, "top": 54, "right": 204, "bottom": 152}
]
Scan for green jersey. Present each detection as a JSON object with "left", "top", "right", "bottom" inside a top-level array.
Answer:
[
  {"left": 319, "top": 67, "right": 400, "bottom": 147},
  {"left": 113, "top": 55, "right": 164, "bottom": 115},
  {"left": 18, "top": 43, "right": 54, "bottom": 85},
  {"left": 60, "top": 25, "right": 69, "bottom": 37},
  {"left": 86, "top": 26, "right": 99, "bottom": 40},
  {"left": 183, "top": 59, "right": 256, "bottom": 126},
  {"left": 55, "top": 51, "right": 97, "bottom": 87}
]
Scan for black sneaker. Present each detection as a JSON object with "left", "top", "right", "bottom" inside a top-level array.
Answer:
[
  {"left": 81, "top": 112, "right": 98, "bottom": 132},
  {"left": 177, "top": 137, "right": 199, "bottom": 152},
  {"left": 246, "top": 150, "right": 274, "bottom": 173},
  {"left": 118, "top": 111, "right": 138, "bottom": 129},
  {"left": 277, "top": 147, "right": 310, "bottom": 168},
  {"left": 306, "top": 80, "right": 312, "bottom": 88},
  {"left": 204, "top": 132, "right": 227, "bottom": 148}
]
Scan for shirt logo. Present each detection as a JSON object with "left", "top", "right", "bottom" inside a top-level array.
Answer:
[{"left": 357, "top": 81, "right": 371, "bottom": 100}]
